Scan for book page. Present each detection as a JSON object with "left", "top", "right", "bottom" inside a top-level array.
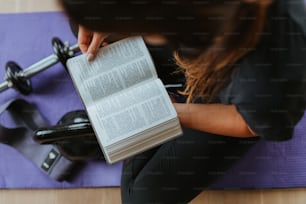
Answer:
[
  {"left": 67, "top": 36, "right": 157, "bottom": 106},
  {"left": 87, "top": 79, "right": 178, "bottom": 146}
]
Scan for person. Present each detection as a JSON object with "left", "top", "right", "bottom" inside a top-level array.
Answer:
[{"left": 58, "top": 0, "right": 306, "bottom": 203}]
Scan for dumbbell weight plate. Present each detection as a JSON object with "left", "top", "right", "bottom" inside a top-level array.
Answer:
[
  {"left": 5, "top": 61, "right": 32, "bottom": 95},
  {"left": 52, "top": 37, "right": 71, "bottom": 68}
]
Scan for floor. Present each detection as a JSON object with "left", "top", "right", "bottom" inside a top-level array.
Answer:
[
  {"left": 1, "top": 188, "right": 306, "bottom": 204},
  {"left": 1, "top": 0, "right": 306, "bottom": 203}
]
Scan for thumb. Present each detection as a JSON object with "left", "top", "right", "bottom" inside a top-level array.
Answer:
[{"left": 86, "top": 33, "right": 108, "bottom": 62}]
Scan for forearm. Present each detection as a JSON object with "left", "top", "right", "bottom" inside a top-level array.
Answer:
[{"left": 173, "top": 103, "right": 257, "bottom": 138}]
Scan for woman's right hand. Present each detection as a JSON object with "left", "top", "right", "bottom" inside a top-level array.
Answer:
[{"left": 78, "top": 25, "right": 109, "bottom": 61}]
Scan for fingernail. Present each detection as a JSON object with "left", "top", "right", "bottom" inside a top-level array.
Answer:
[{"left": 86, "top": 53, "right": 94, "bottom": 62}]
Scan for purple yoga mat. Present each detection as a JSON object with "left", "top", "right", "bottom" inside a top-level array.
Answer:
[
  {"left": 0, "top": 12, "right": 122, "bottom": 188},
  {"left": 0, "top": 12, "right": 306, "bottom": 190},
  {"left": 212, "top": 114, "right": 306, "bottom": 189}
]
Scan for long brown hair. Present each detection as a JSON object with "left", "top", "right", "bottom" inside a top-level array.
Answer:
[
  {"left": 176, "top": 0, "right": 271, "bottom": 103},
  {"left": 59, "top": 0, "right": 272, "bottom": 103}
]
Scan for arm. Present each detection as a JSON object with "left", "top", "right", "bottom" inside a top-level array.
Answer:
[{"left": 173, "top": 103, "right": 257, "bottom": 138}]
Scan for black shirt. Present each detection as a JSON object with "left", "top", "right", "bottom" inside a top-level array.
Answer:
[
  {"left": 148, "top": 0, "right": 306, "bottom": 141},
  {"left": 220, "top": 0, "right": 306, "bottom": 141}
]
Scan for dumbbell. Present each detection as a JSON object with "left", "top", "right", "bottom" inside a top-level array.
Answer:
[
  {"left": 34, "top": 110, "right": 103, "bottom": 161},
  {"left": 0, "top": 37, "right": 79, "bottom": 95}
]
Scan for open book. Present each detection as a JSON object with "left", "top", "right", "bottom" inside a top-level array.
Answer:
[{"left": 66, "top": 36, "right": 183, "bottom": 164}]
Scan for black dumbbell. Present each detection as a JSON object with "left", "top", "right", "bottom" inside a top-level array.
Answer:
[
  {"left": 34, "top": 110, "right": 103, "bottom": 161},
  {"left": 0, "top": 37, "right": 79, "bottom": 95}
]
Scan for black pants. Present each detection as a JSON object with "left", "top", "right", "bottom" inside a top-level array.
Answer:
[
  {"left": 121, "top": 128, "right": 258, "bottom": 204},
  {"left": 120, "top": 44, "right": 258, "bottom": 203}
]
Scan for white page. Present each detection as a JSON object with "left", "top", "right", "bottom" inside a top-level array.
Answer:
[
  {"left": 88, "top": 79, "right": 178, "bottom": 146},
  {"left": 67, "top": 36, "right": 157, "bottom": 106}
]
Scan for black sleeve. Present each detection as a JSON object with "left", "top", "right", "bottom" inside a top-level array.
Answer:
[
  {"left": 233, "top": 65, "right": 306, "bottom": 141},
  {"left": 221, "top": 2, "right": 306, "bottom": 141}
]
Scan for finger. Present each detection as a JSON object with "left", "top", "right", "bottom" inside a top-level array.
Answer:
[
  {"left": 101, "top": 42, "right": 108, "bottom": 47},
  {"left": 78, "top": 26, "right": 93, "bottom": 54},
  {"left": 86, "top": 33, "right": 109, "bottom": 61}
]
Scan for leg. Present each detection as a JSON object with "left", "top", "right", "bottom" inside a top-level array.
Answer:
[{"left": 121, "top": 128, "right": 258, "bottom": 204}]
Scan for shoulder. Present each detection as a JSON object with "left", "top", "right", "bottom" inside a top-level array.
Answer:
[
  {"left": 284, "top": 0, "right": 306, "bottom": 35},
  {"left": 268, "top": 0, "right": 306, "bottom": 41},
  {"left": 233, "top": 0, "right": 306, "bottom": 82}
]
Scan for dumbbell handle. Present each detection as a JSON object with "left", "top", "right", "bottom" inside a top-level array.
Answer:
[
  {"left": 0, "top": 81, "right": 9, "bottom": 92},
  {"left": 20, "top": 43, "right": 79, "bottom": 79}
]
